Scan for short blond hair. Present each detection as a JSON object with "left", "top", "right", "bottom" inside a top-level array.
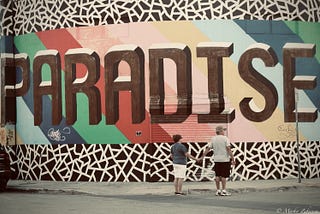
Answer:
[{"left": 216, "top": 126, "right": 226, "bottom": 134}]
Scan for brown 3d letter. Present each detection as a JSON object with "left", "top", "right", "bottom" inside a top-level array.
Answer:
[
  {"left": 149, "top": 43, "right": 192, "bottom": 123},
  {"left": 283, "top": 43, "right": 317, "bottom": 122},
  {"left": 104, "top": 45, "right": 145, "bottom": 124},
  {"left": 197, "top": 42, "right": 235, "bottom": 123},
  {"left": 238, "top": 43, "right": 278, "bottom": 122},
  {"left": 65, "top": 48, "right": 101, "bottom": 125},
  {"left": 2, "top": 54, "right": 30, "bottom": 125},
  {"left": 33, "top": 50, "right": 62, "bottom": 125}
]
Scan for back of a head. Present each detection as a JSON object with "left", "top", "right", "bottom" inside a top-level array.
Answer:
[
  {"left": 173, "top": 134, "right": 182, "bottom": 142},
  {"left": 215, "top": 125, "right": 226, "bottom": 135}
]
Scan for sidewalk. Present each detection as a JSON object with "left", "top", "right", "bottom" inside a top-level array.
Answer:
[{"left": 5, "top": 178, "right": 320, "bottom": 196}]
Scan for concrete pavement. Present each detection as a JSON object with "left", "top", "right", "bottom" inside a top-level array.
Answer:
[{"left": 5, "top": 178, "right": 320, "bottom": 196}]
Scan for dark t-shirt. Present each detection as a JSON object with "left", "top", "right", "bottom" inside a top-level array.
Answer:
[{"left": 171, "top": 143, "right": 187, "bottom": 165}]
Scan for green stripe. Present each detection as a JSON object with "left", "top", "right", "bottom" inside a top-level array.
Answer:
[
  {"left": 72, "top": 93, "right": 129, "bottom": 144},
  {"left": 285, "top": 21, "right": 320, "bottom": 62}
]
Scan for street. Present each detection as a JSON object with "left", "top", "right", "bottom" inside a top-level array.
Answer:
[{"left": 0, "top": 187, "right": 319, "bottom": 214}]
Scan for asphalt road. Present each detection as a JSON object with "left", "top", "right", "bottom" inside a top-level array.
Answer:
[{"left": 0, "top": 187, "right": 319, "bottom": 214}]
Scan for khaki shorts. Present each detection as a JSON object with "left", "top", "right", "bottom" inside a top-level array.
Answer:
[{"left": 173, "top": 164, "right": 187, "bottom": 179}]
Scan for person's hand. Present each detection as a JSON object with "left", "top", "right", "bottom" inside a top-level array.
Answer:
[
  {"left": 196, "top": 157, "right": 200, "bottom": 162},
  {"left": 196, "top": 157, "right": 203, "bottom": 163},
  {"left": 231, "top": 159, "right": 236, "bottom": 165}
]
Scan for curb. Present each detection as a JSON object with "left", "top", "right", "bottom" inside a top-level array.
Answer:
[
  {"left": 5, "top": 187, "right": 94, "bottom": 196},
  {"left": 189, "top": 184, "right": 320, "bottom": 195},
  {"left": 5, "top": 183, "right": 319, "bottom": 196}
]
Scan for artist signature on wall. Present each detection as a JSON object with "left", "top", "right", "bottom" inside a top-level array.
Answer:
[
  {"left": 277, "top": 124, "right": 296, "bottom": 138},
  {"left": 47, "top": 127, "right": 71, "bottom": 142}
]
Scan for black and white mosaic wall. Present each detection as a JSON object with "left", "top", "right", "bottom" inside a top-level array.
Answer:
[
  {"left": 1, "top": 0, "right": 319, "bottom": 35},
  {"left": 5, "top": 142, "right": 320, "bottom": 182},
  {"left": 1, "top": 0, "right": 319, "bottom": 182}
]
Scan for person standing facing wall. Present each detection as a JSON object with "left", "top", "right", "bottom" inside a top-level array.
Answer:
[
  {"left": 170, "top": 134, "right": 199, "bottom": 195},
  {"left": 201, "top": 126, "right": 236, "bottom": 196}
]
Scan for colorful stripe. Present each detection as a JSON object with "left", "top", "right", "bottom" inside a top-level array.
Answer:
[{"left": 13, "top": 20, "right": 320, "bottom": 144}]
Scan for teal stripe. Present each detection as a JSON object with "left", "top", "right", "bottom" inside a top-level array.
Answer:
[{"left": 16, "top": 98, "right": 50, "bottom": 144}]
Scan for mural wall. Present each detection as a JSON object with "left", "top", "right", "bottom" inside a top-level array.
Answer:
[{"left": 0, "top": 0, "right": 319, "bottom": 181}]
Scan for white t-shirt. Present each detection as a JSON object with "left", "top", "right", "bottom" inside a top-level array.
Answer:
[{"left": 208, "top": 135, "right": 231, "bottom": 162}]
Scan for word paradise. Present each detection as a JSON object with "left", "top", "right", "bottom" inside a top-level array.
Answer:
[{"left": 2, "top": 42, "right": 317, "bottom": 125}]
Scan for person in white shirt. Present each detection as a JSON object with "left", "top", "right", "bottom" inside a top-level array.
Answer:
[{"left": 201, "top": 126, "right": 235, "bottom": 196}]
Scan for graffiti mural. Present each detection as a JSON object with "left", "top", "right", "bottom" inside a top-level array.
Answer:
[
  {"left": 0, "top": 0, "right": 319, "bottom": 181},
  {"left": 6, "top": 20, "right": 319, "bottom": 144}
]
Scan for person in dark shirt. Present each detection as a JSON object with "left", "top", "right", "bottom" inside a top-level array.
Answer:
[{"left": 170, "top": 134, "right": 199, "bottom": 195}]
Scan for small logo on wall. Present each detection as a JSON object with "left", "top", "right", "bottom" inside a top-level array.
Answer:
[{"left": 47, "top": 127, "right": 71, "bottom": 142}]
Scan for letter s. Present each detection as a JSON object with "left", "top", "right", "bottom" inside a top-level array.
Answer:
[{"left": 238, "top": 43, "right": 278, "bottom": 122}]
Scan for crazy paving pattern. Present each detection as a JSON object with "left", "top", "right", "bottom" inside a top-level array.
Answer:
[
  {"left": 1, "top": 0, "right": 319, "bottom": 35},
  {"left": 6, "top": 142, "right": 320, "bottom": 182},
  {"left": 1, "top": 1, "right": 319, "bottom": 182}
]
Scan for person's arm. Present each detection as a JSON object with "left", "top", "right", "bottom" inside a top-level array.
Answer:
[
  {"left": 185, "top": 152, "right": 199, "bottom": 162},
  {"left": 226, "top": 146, "right": 236, "bottom": 165},
  {"left": 200, "top": 146, "right": 211, "bottom": 160},
  {"left": 170, "top": 146, "right": 174, "bottom": 160}
]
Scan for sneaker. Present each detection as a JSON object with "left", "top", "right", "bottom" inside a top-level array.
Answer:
[
  {"left": 215, "top": 190, "right": 221, "bottom": 196},
  {"left": 175, "top": 192, "right": 186, "bottom": 195},
  {"left": 221, "top": 190, "right": 231, "bottom": 196}
]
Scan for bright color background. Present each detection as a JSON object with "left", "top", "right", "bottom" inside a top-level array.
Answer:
[{"left": 14, "top": 20, "right": 320, "bottom": 144}]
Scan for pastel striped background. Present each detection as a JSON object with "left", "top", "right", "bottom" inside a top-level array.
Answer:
[{"left": 13, "top": 20, "right": 320, "bottom": 145}]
